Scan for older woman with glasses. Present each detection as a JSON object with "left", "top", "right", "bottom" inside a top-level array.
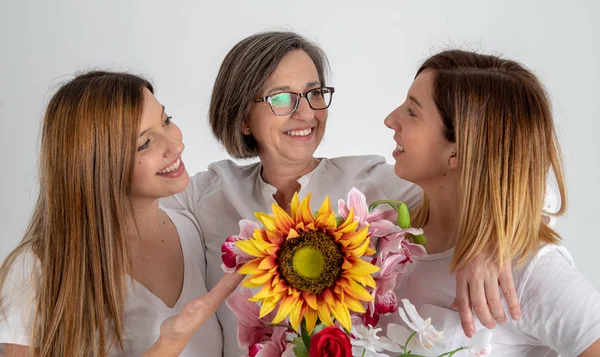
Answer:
[{"left": 161, "top": 31, "right": 528, "bottom": 357}]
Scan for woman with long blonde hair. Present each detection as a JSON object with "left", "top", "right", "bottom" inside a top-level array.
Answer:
[
  {"left": 0, "top": 71, "right": 242, "bottom": 357},
  {"left": 383, "top": 50, "right": 600, "bottom": 356}
]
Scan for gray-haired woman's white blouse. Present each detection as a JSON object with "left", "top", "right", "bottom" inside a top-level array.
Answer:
[{"left": 160, "top": 155, "right": 421, "bottom": 357}]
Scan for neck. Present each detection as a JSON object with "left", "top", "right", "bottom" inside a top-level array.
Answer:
[
  {"left": 259, "top": 155, "right": 319, "bottom": 209},
  {"left": 127, "top": 198, "right": 164, "bottom": 241},
  {"left": 420, "top": 174, "right": 460, "bottom": 254}
]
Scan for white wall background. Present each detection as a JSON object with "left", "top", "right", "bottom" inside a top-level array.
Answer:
[{"left": 1, "top": 0, "right": 598, "bottom": 290}]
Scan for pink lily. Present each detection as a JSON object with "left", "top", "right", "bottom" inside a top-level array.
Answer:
[
  {"left": 371, "top": 234, "right": 426, "bottom": 317},
  {"left": 251, "top": 326, "right": 294, "bottom": 357},
  {"left": 337, "top": 187, "right": 398, "bottom": 231},
  {"left": 221, "top": 219, "right": 258, "bottom": 273},
  {"left": 226, "top": 288, "right": 277, "bottom": 349}
]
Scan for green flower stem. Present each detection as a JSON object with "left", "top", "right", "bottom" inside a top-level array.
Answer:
[
  {"left": 403, "top": 331, "right": 417, "bottom": 355},
  {"left": 438, "top": 347, "right": 466, "bottom": 357},
  {"left": 300, "top": 319, "right": 311, "bottom": 351},
  {"left": 266, "top": 322, "right": 294, "bottom": 331}
]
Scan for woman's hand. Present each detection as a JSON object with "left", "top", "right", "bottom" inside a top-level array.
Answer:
[
  {"left": 142, "top": 272, "right": 244, "bottom": 357},
  {"left": 452, "top": 254, "right": 521, "bottom": 338}
]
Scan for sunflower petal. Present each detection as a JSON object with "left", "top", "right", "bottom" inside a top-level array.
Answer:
[
  {"left": 272, "top": 296, "right": 295, "bottom": 324},
  {"left": 289, "top": 299, "right": 304, "bottom": 332},
  {"left": 345, "top": 296, "right": 367, "bottom": 313},
  {"left": 317, "top": 302, "right": 334, "bottom": 326},
  {"left": 347, "top": 236, "right": 372, "bottom": 257},
  {"left": 336, "top": 208, "right": 356, "bottom": 233},
  {"left": 342, "top": 226, "right": 370, "bottom": 250},
  {"left": 286, "top": 228, "right": 300, "bottom": 240},
  {"left": 255, "top": 212, "right": 277, "bottom": 232},
  {"left": 238, "top": 258, "right": 263, "bottom": 274},
  {"left": 305, "top": 307, "right": 318, "bottom": 334},
  {"left": 236, "top": 239, "right": 272, "bottom": 257},
  {"left": 322, "top": 289, "right": 336, "bottom": 306},
  {"left": 317, "top": 196, "right": 332, "bottom": 217},
  {"left": 272, "top": 204, "right": 295, "bottom": 233},
  {"left": 297, "top": 194, "right": 314, "bottom": 225},
  {"left": 259, "top": 297, "right": 278, "bottom": 318},
  {"left": 341, "top": 277, "right": 375, "bottom": 301},
  {"left": 257, "top": 255, "right": 277, "bottom": 270},
  {"left": 249, "top": 284, "right": 275, "bottom": 301},
  {"left": 290, "top": 192, "right": 300, "bottom": 219},
  {"left": 347, "top": 257, "right": 381, "bottom": 276},
  {"left": 304, "top": 293, "right": 318, "bottom": 310},
  {"left": 245, "top": 271, "right": 274, "bottom": 286},
  {"left": 330, "top": 300, "right": 352, "bottom": 332}
]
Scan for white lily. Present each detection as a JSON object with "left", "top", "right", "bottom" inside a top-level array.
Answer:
[
  {"left": 393, "top": 299, "right": 446, "bottom": 351},
  {"left": 468, "top": 329, "right": 493, "bottom": 356},
  {"left": 350, "top": 324, "right": 403, "bottom": 357}
]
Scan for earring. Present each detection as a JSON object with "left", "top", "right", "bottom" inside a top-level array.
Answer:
[{"left": 244, "top": 126, "right": 251, "bottom": 135}]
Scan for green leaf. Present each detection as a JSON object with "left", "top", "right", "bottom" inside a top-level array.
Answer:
[
  {"left": 398, "top": 203, "right": 411, "bottom": 229},
  {"left": 292, "top": 336, "right": 309, "bottom": 357}
]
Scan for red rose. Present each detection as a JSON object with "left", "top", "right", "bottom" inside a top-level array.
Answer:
[{"left": 309, "top": 326, "right": 352, "bottom": 357}]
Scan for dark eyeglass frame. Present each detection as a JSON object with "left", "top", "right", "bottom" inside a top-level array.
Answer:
[{"left": 254, "top": 86, "right": 335, "bottom": 116}]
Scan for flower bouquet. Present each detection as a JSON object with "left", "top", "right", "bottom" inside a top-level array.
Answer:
[{"left": 222, "top": 188, "right": 492, "bottom": 357}]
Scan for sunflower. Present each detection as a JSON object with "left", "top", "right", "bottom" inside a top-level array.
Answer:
[{"left": 236, "top": 192, "right": 380, "bottom": 334}]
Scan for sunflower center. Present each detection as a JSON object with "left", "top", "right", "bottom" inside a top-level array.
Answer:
[
  {"left": 278, "top": 230, "right": 343, "bottom": 294},
  {"left": 292, "top": 246, "right": 324, "bottom": 278}
]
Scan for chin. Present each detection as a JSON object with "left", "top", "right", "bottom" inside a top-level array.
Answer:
[{"left": 393, "top": 163, "right": 412, "bottom": 182}]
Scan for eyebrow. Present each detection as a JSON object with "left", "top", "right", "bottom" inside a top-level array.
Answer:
[
  {"left": 408, "top": 95, "right": 423, "bottom": 109},
  {"left": 138, "top": 105, "right": 165, "bottom": 138},
  {"left": 266, "top": 82, "right": 321, "bottom": 95}
]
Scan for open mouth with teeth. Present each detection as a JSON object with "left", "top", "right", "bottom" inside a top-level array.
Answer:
[
  {"left": 396, "top": 144, "right": 405, "bottom": 152},
  {"left": 285, "top": 127, "right": 314, "bottom": 137},
  {"left": 157, "top": 157, "right": 182, "bottom": 174}
]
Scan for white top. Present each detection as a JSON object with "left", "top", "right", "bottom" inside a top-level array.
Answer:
[
  {"left": 380, "top": 244, "right": 600, "bottom": 357},
  {"left": 160, "top": 155, "right": 422, "bottom": 357},
  {"left": 0, "top": 209, "right": 223, "bottom": 357}
]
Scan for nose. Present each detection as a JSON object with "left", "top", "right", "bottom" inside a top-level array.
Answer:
[
  {"left": 384, "top": 108, "right": 401, "bottom": 132},
  {"left": 291, "top": 96, "right": 314, "bottom": 120},
  {"left": 164, "top": 134, "right": 184, "bottom": 158}
]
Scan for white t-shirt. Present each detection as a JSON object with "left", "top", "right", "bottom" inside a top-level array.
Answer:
[
  {"left": 160, "top": 155, "right": 422, "bottom": 357},
  {"left": 0, "top": 209, "right": 223, "bottom": 357},
  {"left": 379, "top": 244, "right": 600, "bottom": 357}
]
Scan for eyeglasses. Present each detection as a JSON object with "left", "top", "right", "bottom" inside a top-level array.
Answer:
[{"left": 254, "top": 87, "right": 335, "bottom": 116}]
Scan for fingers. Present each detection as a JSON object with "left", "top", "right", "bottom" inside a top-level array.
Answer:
[
  {"left": 484, "top": 278, "right": 506, "bottom": 325},
  {"left": 498, "top": 262, "right": 521, "bottom": 321},
  {"left": 213, "top": 272, "right": 246, "bottom": 299},
  {"left": 160, "top": 272, "right": 244, "bottom": 340},
  {"left": 470, "top": 279, "right": 496, "bottom": 330},
  {"left": 455, "top": 270, "right": 475, "bottom": 338}
]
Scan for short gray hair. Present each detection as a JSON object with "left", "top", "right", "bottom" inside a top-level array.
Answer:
[{"left": 209, "top": 31, "right": 330, "bottom": 158}]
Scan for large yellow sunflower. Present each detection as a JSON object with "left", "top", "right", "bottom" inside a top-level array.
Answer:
[{"left": 236, "top": 192, "right": 380, "bottom": 334}]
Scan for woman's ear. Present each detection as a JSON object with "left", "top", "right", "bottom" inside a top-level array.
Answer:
[
  {"left": 241, "top": 122, "right": 251, "bottom": 135},
  {"left": 448, "top": 146, "right": 458, "bottom": 169}
]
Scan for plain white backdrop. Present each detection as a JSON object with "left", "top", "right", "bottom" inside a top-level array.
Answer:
[{"left": 0, "top": 0, "right": 598, "bottom": 292}]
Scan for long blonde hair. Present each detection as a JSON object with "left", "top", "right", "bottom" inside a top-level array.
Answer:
[
  {"left": 0, "top": 71, "right": 153, "bottom": 356},
  {"left": 410, "top": 50, "right": 567, "bottom": 270}
]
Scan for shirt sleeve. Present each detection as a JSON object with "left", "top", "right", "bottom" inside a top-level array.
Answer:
[
  {"left": 515, "top": 246, "right": 600, "bottom": 356},
  {"left": 0, "top": 251, "right": 41, "bottom": 347}
]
